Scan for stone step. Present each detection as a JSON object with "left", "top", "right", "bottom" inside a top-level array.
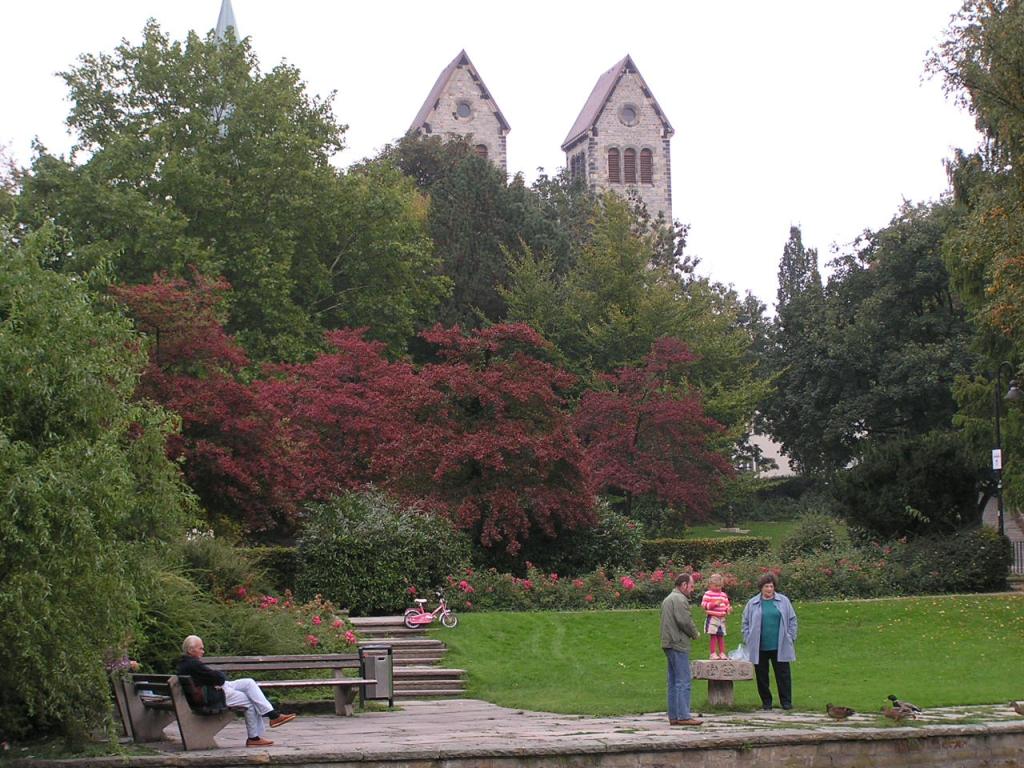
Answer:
[
  {"left": 360, "top": 637, "right": 446, "bottom": 649},
  {"left": 394, "top": 688, "right": 467, "bottom": 699},
  {"left": 394, "top": 666, "right": 465, "bottom": 678}
]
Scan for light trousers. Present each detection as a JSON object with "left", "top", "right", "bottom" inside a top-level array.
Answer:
[{"left": 223, "top": 678, "right": 274, "bottom": 738}]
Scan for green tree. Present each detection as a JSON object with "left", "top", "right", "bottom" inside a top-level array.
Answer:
[
  {"left": 17, "top": 22, "right": 443, "bottom": 360},
  {"left": 0, "top": 224, "right": 194, "bottom": 743},
  {"left": 762, "top": 206, "right": 973, "bottom": 473}
]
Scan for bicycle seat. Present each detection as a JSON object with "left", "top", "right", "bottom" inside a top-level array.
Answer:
[{"left": 414, "top": 598, "right": 427, "bottom": 604}]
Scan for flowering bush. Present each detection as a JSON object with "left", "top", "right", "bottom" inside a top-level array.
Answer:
[{"left": 252, "top": 591, "right": 359, "bottom": 653}]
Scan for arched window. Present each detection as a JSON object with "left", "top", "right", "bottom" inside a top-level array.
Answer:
[
  {"left": 608, "top": 148, "right": 621, "bottom": 183},
  {"left": 623, "top": 149, "right": 637, "bottom": 184},
  {"left": 640, "top": 149, "right": 653, "bottom": 184},
  {"left": 474, "top": 144, "right": 488, "bottom": 160}
]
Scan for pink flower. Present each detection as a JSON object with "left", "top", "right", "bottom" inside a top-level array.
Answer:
[
  {"left": 584, "top": 594, "right": 594, "bottom": 603},
  {"left": 458, "top": 579, "right": 474, "bottom": 593},
  {"left": 521, "top": 579, "right": 533, "bottom": 591},
  {"left": 307, "top": 634, "right": 319, "bottom": 647},
  {"left": 572, "top": 579, "right": 585, "bottom": 589},
  {"left": 332, "top": 619, "right": 343, "bottom": 629},
  {"left": 312, "top": 615, "right": 322, "bottom": 625},
  {"left": 651, "top": 569, "right": 665, "bottom": 583},
  {"left": 549, "top": 573, "right": 559, "bottom": 581},
  {"left": 344, "top": 630, "right": 357, "bottom": 645},
  {"left": 236, "top": 586, "right": 247, "bottom": 598},
  {"left": 464, "top": 600, "right": 473, "bottom": 609},
  {"left": 407, "top": 586, "right": 417, "bottom": 595},
  {"left": 620, "top": 576, "right": 636, "bottom": 590}
]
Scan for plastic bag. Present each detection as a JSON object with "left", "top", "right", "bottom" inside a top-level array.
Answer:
[{"left": 727, "top": 642, "right": 746, "bottom": 661}]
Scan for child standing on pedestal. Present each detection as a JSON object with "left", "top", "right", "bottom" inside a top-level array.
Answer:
[{"left": 701, "top": 573, "right": 732, "bottom": 660}]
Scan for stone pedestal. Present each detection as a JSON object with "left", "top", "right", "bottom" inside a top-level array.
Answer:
[{"left": 690, "top": 659, "right": 754, "bottom": 706}]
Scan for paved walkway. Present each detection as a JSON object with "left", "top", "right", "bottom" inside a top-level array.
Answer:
[
  {"left": 18, "top": 699, "right": 1024, "bottom": 766},
  {"left": 982, "top": 496, "right": 1024, "bottom": 542}
]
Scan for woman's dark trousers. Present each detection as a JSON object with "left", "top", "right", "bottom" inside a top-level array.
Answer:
[{"left": 755, "top": 649, "right": 791, "bottom": 709}]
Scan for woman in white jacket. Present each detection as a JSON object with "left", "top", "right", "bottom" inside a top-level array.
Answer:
[{"left": 741, "top": 573, "right": 798, "bottom": 710}]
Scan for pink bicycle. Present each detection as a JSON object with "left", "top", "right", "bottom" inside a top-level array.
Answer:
[{"left": 404, "top": 590, "right": 458, "bottom": 629}]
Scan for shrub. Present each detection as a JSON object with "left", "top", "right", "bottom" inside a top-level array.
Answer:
[
  {"left": 297, "top": 490, "right": 471, "bottom": 615},
  {"left": 473, "top": 503, "right": 644, "bottom": 576},
  {"left": 180, "top": 531, "right": 273, "bottom": 599},
  {"left": 641, "top": 537, "right": 770, "bottom": 569},
  {"left": 248, "top": 546, "right": 300, "bottom": 593},
  {"left": 895, "top": 527, "right": 1011, "bottom": 594},
  {"left": 832, "top": 431, "right": 983, "bottom": 539},
  {"left": 778, "top": 513, "right": 846, "bottom": 562}
]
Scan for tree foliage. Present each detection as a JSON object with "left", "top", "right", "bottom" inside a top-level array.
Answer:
[
  {"left": 0, "top": 226, "right": 193, "bottom": 743},
  {"left": 17, "top": 22, "right": 443, "bottom": 361},
  {"left": 761, "top": 209, "right": 972, "bottom": 473},
  {"left": 110, "top": 272, "right": 313, "bottom": 536},
  {"left": 574, "top": 338, "right": 733, "bottom": 525}
]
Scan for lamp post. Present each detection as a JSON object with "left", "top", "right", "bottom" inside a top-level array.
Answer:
[{"left": 993, "top": 362, "right": 1022, "bottom": 537}]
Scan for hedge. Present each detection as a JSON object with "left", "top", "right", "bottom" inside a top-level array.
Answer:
[{"left": 641, "top": 536, "right": 771, "bottom": 568}]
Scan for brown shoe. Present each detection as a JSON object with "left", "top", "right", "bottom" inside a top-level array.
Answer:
[
  {"left": 246, "top": 737, "right": 274, "bottom": 747},
  {"left": 671, "top": 718, "right": 704, "bottom": 726},
  {"left": 269, "top": 713, "right": 296, "bottom": 728}
]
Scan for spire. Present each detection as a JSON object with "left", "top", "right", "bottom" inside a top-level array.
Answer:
[{"left": 215, "top": 0, "right": 239, "bottom": 42}]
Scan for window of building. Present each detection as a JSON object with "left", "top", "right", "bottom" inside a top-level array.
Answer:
[
  {"left": 474, "top": 144, "right": 488, "bottom": 160},
  {"left": 640, "top": 149, "right": 653, "bottom": 184},
  {"left": 570, "top": 151, "right": 586, "bottom": 181},
  {"left": 456, "top": 101, "right": 472, "bottom": 119},
  {"left": 623, "top": 148, "right": 637, "bottom": 184},
  {"left": 619, "top": 104, "right": 639, "bottom": 126},
  {"left": 608, "top": 148, "right": 621, "bottom": 183}
]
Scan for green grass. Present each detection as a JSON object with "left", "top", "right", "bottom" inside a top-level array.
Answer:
[
  {"left": 682, "top": 520, "right": 802, "bottom": 552},
  {"left": 442, "top": 593, "right": 1024, "bottom": 715}
]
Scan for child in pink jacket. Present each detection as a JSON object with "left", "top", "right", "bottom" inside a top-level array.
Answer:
[{"left": 701, "top": 573, "right": 732, "bottom": 659}]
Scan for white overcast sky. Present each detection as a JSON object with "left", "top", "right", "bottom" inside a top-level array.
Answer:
[{"left": 1, "top": 1, "right": 982, "bottom": 307}]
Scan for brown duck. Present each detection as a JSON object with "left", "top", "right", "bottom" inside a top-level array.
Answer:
[
  {"left": 882, "top": 705, "right": 911, "bottom": 721},
  {"left": 826, "top": 703, "right": 855, "bottom": 720}
]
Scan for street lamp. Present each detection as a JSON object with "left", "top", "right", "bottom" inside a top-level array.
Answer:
[{"left": 993, "top": 361, "right": 1022, "bottom": 537}]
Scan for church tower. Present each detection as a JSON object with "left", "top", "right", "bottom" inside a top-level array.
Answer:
[
  {"left": 562, "top": 55, "right": 674, "bottom": 221},
  {"left": 410, "top": 50, "right": 510, "bottom": 174}
]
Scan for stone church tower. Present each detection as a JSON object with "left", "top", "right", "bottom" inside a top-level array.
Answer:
[
  {"left": 410, "top": 50, "right": 511, "bottom": 174},
  {"left": 562, "top": 55, "right": 674, "bottom": 221}
]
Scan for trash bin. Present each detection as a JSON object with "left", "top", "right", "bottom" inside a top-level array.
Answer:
[{"left": 358, "top": 644, "right": 394, "bottom": 707}]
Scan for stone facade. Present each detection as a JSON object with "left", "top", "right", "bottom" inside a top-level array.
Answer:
[
  {"left": 562, "top": 56, "right": 674, "bottom": 221},
  {"left": 410, "top": 51, "right": 510, "bottom": 174}
]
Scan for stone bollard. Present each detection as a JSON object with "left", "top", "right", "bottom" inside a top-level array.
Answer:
[{"left": 690, "top": 659, "right": 754, "bottom": 707}]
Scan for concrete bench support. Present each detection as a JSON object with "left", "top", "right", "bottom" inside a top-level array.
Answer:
[{"left": 690, "top": 659, "right": 754, "bottom": 706}]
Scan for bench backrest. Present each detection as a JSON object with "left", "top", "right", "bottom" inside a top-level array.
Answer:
[{"left": 203, "top": 653, "right": 360, "bottom": 673}]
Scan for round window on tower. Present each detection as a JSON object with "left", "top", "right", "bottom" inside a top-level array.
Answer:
[
  {"left": 619, "top": 104, "right": 639, "bottom": 126},
  {"left": 456, "top": 101, "right": 472, "bottom": 119}
]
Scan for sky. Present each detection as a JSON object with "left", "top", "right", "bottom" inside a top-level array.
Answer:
[{"left": 0, "top": 1, "right": 983, "bottom": 307}]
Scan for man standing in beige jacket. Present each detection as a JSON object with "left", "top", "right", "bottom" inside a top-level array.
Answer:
[{"left": 660, "top": 573, "right": 703, "bottom": 725}]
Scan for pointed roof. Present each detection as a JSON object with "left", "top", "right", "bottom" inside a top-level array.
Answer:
[
  {"left": 561, "top": 54, "right": 674, "bottom": 151},
  {"left": 410, "top": 50, "right": 510, "bottom": 133},
  {"left": 215, "top": 0, "right": 239, "bottom": 42}
]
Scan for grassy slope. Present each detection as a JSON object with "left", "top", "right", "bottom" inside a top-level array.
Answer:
[{"left": 441, "top": 593, "right": 1024, "bottom": 715}]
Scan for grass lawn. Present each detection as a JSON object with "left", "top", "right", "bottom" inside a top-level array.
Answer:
[
  {"left": 682, "top": 520, "right": 802, "bottom": 552},
  {"left": 441, "top": 593, "right": 1024, "bottom": 716}
]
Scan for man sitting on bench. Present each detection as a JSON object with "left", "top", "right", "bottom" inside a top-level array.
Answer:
[{"left": 177, "top": 635, "right": 296, "bottom": 747}]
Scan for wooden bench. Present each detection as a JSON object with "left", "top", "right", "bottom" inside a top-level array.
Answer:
[
  {"left": 112, "top": 673, "right": 248, "bottom": 751},
  {"left": 690, "top": 659, "right": 754, "bottom": 706},
  {"left": 203, "top": 653, "right": 381, "bottom": 714}
]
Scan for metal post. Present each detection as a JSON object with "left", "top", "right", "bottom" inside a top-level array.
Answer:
[{"left": 994, "top": 369, "right": 1005, "bottom": 538}]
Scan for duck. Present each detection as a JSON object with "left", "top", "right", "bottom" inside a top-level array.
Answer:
[
  {"left": 826, "top": 703, "right": 855, "bottom": 720},
  {"left": 1012, "top": 701, "right": 1024, "bottom": 716},
  {"left": 882, "top": 705, "right": 910, "bottom": 721},
  {"left": 887, "top": 694, "right": 922, "bottom": 714}
]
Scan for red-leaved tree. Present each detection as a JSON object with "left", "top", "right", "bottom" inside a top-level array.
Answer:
[
  {"left": 256, "top": 328, "right": 429, "bottom": 495},
  {"left": 390, "top": 324, "right": 595, "bottom": 555},
  {"left": 111, "top": 272, "right": 315, "bottom": 535},
  {"left": 573, "top": 337, "right": 733, "bottom": 521}
]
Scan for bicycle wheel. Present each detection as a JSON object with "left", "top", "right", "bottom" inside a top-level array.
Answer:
[
  {"left": 440, "top": 611, "right": 458, "bottom": 628},
  {"left": 403, "top": 608, "right": 421, "bottom": 629}
]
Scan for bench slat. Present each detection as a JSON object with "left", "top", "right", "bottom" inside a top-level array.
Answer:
[{"left": 256, "top": 678, "right": 374, "bottom": 689}]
